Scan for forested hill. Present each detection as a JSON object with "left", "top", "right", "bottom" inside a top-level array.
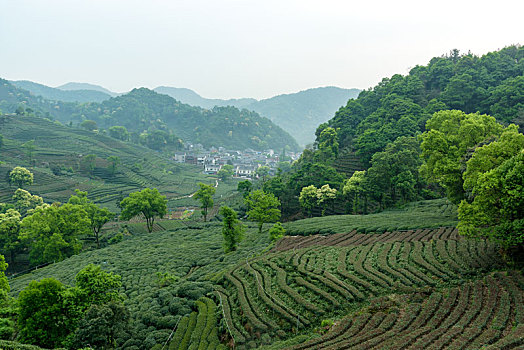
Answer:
[
  {"left": 324, "top": 45, "right": 524, "bottom": 165},
  {"left": 156, "top": 86, "right": 361, "bottom": 146},
  {"left": 0, "top": 80, "right": 299, "bottom": 151}
]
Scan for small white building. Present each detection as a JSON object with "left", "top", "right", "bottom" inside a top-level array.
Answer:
[
  {"left": 204, "top": 163, "right": 222, "bottom": 174},
  {"left": 235, "top": 165, "right": 257, "bottom": 177}
]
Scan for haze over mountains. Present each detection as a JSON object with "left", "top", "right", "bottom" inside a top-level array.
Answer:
[{"left": 10, "top": 80, "right": 361, "bottom": 146}]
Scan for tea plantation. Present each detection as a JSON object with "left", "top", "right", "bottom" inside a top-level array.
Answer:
[
  {"left": 0, "top": 114, "right": 213, "bottom": 211},
  {"left": 6, "top": 198, "right": 523, "bottom": 349}
]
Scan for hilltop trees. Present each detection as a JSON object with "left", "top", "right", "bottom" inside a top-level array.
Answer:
[
  {"left": 245, "top": 190, "right": 281, "bottom": 233},
  {"left": 8, "top": 167, "right": 33, "bottom": 188},
  {"left": 120, "top": 188, "right": 167, "bottom": 233},
  {"left": 194, "top": 183, "right": 216, "bottom": 222}
]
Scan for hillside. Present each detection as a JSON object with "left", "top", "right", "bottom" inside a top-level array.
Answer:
[
  {"left": 10, "top": 80, "right": 112, "bottom": 103},
  {"left": 7, "top": 200, "right": 523, "bottom": 348},
  {"left": 0, "top": 80, "right": 299, "bottom": 151},
  {"left": 324, "top": 45, "right": 524, "bottom": 165},
  {"left": 156, "top": 86, "right": 361, "bottom": 146},
  {"left": 0, "top": 114, "right": 212, "bottom": 211}
]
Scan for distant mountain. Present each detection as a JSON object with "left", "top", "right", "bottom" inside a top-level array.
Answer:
[
  {"left": 10, "top": 80, "right": 112, "bottom": 103},
  {"left": 249, "top": 87, "right": 361, "bottom": 146},
  {"left": 154, "top": 86, "right": 256, "bottom": 109},
  {"left": 155, "top": 86, "right": 361, "bottom": 146},
  {"left": 57, "top": 82, "right": 119, "bottom": 97}
]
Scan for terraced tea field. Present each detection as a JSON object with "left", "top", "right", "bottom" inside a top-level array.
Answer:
[
  {"left": 0, "top": 115, "right": 213, "bottom": 211},
  {"left": 287, "top": 272, "right": 524, "bottom": 350},
  {"left": 216, "top": 223, "right": 523, "bottom": 349}
]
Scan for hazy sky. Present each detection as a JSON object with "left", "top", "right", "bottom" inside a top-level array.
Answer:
[{"left": 1, "top": 0, "right": 522, "bottom": 99}]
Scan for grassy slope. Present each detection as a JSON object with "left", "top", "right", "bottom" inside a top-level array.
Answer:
[{"left": 0, "top": 114, "right": 212, "bottom": 212}]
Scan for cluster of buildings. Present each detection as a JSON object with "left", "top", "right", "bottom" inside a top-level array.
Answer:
[{"left": 173, "top": 144, "right": 301, "bottom": 178}]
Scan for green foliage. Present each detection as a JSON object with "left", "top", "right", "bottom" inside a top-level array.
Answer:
[
  {"left": 108, "top": 125, "right": 129, "bottom": 141},
  {"left": 9, "top": 222, "right": 272, "bottom": 349},
  {"left": 219, "top": 206, "right": 244, "bottom": 253},
  {"left": 343, "top": 170, "right": 366, "bottom": 214},
  {"left": 316, "top": 127, "right": 339, "bottom": 162},
  {"left": 299, "top": 185, "right": 319, "bottom": 218},
  {"left": 19, "top": 202, "right": 90, "bottom": 265},
  {"left": 12, "top": 189, "right": 43, "bottom": 215},
  {"left": 256, "top": 165, "right": 270, "bottom": 182},
  {"left": 17, "top": 265, "right": 125, "bottom": 349},
  {"left": 17, "top": 278, "right": 78, "bottom": 348},
  {"left": 420, "top": 110, "right": 504, "bottom": 203},
  {"left": 326, "top": 45, "right": 524, "bottom": 163},
  {"left": 193, "top": 183, "right": 216, "bottom": 222},
  {"left": 458, "top": 149, "right": 524, "bottom": 248},
  {"left": 245, "top": 190, "right": 281, "bottom": 233},
  {"left": 269, "top": 222, "right": 285, "bottom": 242},
  {"left": 120, "top": 188, "right": 167, "bottom": 233},
  {"left": 80, "top": 120, "right": 98, "bottom": 131},
  {"left": 364, "top": 136, "right": 425, "bottom": 208},
  {"left": 217, "top": 164, "right": 234, "bottom": 182},
  {"left": 81, "top": 154, "right": 97, "bottom": 176},
  {"left": 8, "top": 167, "right": 33, "bottom": 189},
  {"left": 68, "top": 190, "right": 115, "bottom": 247},
  {"left": 0, "top": 210, "right": 21, "bottom": 263},
  {"left": 107, "top": 155, "right": 120, "bottom": 176},
  {"left": 237, "top": 180, "right": 253, "bottom": 198},
  {"left": 71, "top": 301, "right": 129, "bottom": 350}
]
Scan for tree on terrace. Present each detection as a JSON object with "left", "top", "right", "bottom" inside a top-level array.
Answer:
[
  {"left": 119, "top": 188, "right": 167, "bottom": 233},
  {"left": 245, "top": 190, "right": 281, "bottom": 233},
  {"left": 193, "top": 183, "right": 216, "bottom": 222}
]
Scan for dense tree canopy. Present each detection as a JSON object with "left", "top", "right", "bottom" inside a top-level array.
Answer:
[{"left": 120, "top": 188, "right": 167, "bottom": 233}]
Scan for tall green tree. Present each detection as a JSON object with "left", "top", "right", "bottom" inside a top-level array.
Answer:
[
  {"left": 343, "top": 170, "right": 366, "bottom": 214},
  {"left": 107, "top": 156, "right": 120, "bottom": 176},
  {"left": 299, "top": 185, "right": 318, "bottom": 218},
  {"left": 120, "top": 188, "right": 167, "bottom": 233},
  {"left": 8, "top": 167, "right": 33, "bottom": 189},
  {"left": 317, "top": 184, "right": 337, "bottom": 216},
  {"left": 12, "top": 189, "right": 43, "bottom": 215},
  {"left": 245, "top": 190, "right": 281, "bottom": 233},
  {"left": 193, "top": 183, "right": 216, "bottom": 222},
  {"left": 69, "top": 190, "right": 115, "bottom": 248},
  {"left": 237, "top": 180, "right": 253, "bottom": 198},
  {"left": 219, "top": 206, "right": 244, "bottom": 253}
]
